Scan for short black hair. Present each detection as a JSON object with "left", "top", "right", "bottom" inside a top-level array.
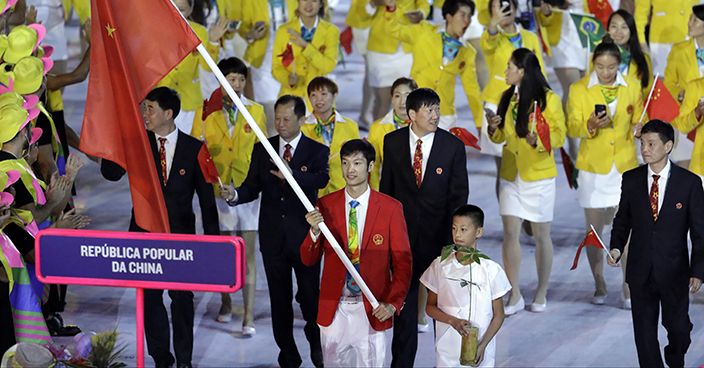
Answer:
[
  {"left": 217, "top": 57, "right": 248, "bottom": 79},
  {"left": 275, "top": 95, "right": 307, "bottom": 120},
  {"left": 406, "top": 88, "right": 440, "bottom": 117},
  {"left": 145, "top": 87, "right": 181, "bottom": 119},
  {"left": 340, "top": 139, "right": 375, "bottom": 165},
  {"left": 641, "top": 119, "right": 675, "bottom": 145},
  {"left": 452, "top": 204, "right": 484, "bottom": 228},
  {"left": 442, "top": 0, "right": 475, "bottom": 18},
  {"left": 307, "top": 76, "right": 338, "bottom": 96},
  {"left": 390, "top": 77, "right": 418, "bottom": 96},
  {"left": 694, "top": 4, "right": 704, "bottom": 22}
]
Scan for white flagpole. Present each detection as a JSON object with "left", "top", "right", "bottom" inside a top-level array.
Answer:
[
  {"left": 169, "top": 5, "right": 379, "bottom": 308},
  {"left": 634, "top": 73, "right": 660, "bottom": 137},
  {"left": 589, "top": 224, "right": 615, "bottom": 262}
]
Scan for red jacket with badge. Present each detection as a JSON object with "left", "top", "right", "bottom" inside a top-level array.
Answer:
[{"left": 300, "top": 188, "right": 412, "bottom": 331}]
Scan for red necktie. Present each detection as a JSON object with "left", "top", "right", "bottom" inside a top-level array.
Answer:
[
  {"left": 283, "top": 143, "right": 292, "bottom": 163},
  {"left": 650, "top": 174, "right": 660, "bottom": 221},
  {"left": 158, "top": 137, "right": 168, "bottom": 186},
  {"left": 413, "top": 139, "right": 423, "bottom": 188}
]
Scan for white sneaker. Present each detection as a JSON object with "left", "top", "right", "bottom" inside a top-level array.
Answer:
[
  {"left": 529, "top": 301, "right": 547, "bottom": 313},
  {"left": 504, "top": 296, "right": 525, "bottom": 316},
  {"left": 622, "top": 298, "right": 632, "bottom": 310},
  {"left": 591, "top": 294, "right": 607, "bottom": 305},
  {"left": 242, "top": 325, "right": 256, "bottom": 337},
  {"left": 418, "top": 323, "right": 430, "bottom": 333}
]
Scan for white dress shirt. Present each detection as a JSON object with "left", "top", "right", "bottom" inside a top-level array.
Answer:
[
  {"left": 409, "top": 127, "right": 435, "bottom": 181},
  {"left": 647, "top": 160, "right": 671, "bottom": 216},
  {"left": 154, "top": 128, "right": 179, "bottom": 181},
  {"left": 279, "top": 132, "right": 302, "bottom": 160}
]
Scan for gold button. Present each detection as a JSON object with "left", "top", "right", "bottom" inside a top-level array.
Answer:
[
  {"left": 439, "top": 65, "right": 444, "bottom": 70},
  {"left": 681, "top": 10, "right": 685, "bottom": 15},
  {"left": 610, "top": 141, "right": 614, "bottom": 145}
]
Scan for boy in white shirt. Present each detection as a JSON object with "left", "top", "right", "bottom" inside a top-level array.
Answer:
[{"left": 420, "top": 204, "right": 511, "bottom": 367}]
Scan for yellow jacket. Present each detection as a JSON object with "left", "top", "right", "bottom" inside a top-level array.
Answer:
[
  {"left": 566, "top": 73, "right": 644, "bottom": 174},
  {"left": 157, "top": 21, "right": 219, "bottom": 112},
  {"left": 671, "top": 77, "right": 704, "bottom": 175},
  {"left": 635, "top": 0, "right": 698, "bottom": 45},
  {"left": 301, "top": 111, "right": 360, "bottom": 196},
  {"left": 194, "top": 96, "right": 267, "bottom": 192},
  {"left": 391, "top": 20, "right": 483, "bottom": 126},
  {"left": 664, "top": 39, "right": 701, "bottom": 103},
  {"left": 367, "top": 111, "right": 398, "bottom": 190},
  {"left": 346, "top": 0, "right": 374, "bottom": 29},
  {"left": 480, "top": 27, "right": 545, "bottom": 105},
  {"left": 490, "top": 90, "right": 566, "bottom": 181},
  {"left": 367, "top": 0, "right": 429, "bottom": 54},
  {"left": 271, "top": 18, "right": 340, "bottom": 101}
]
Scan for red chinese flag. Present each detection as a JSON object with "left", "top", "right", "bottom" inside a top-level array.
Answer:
[
  {"left": 586, "top": 0, "right": 614, "bottom": 30},
  {"left": 560, "top": 147, "right": 578, "bottom": 189},
  {"left": 449, "top": 127, "right": 481, "bottom": 151},
  {"left": 570, "top": 226, "right": 607, "bottom": 270},
  {"left": 340, "top": 26, "right": 353, "bottom": 55},
  {"left": 534, "top": 104, "right": 551, "bottom": 154},
  {"left": 198, "top": 144, "right": 220, "bottom": 184},
  {"left": 278, "top": 43, "right": 294, "bottom": 68},
  {"left": 80, "top": 0, "right": 200, "bottom": 233},
  {"left": 646, "top": 77, "right": 680, "bottom": 123}
]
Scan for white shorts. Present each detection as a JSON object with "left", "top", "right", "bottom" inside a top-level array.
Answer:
[
  {"left": 319, "top": 300, "right": 386, "bottom": 367},
  {"left": 352, "top": 27, "right": 370, "bottom": 56},
  {"left": 577, "top": 164, "right": 623, "bottom": 208},
  {"left": 366, "top": 49, "right": 413, "bottom": 88},
  {"left": 670, "top": 129, "right": 695, "bottom": 163},
  {"left": 479, "top": 103, "right": 504, "bottom": 157},
  {"left": 649, "top": 43, "right": 674, "bottom": 76},
  {"left": 499, "top": 176, "right": 556, "bottom": 223},
  {"left": 216, "top": 196, "right": 260, "bottom": 232}
]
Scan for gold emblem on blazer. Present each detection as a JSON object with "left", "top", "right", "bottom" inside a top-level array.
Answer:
[
  {"left": 244, "top": 124, "right": 252, "bottom": 133},
  {"left": 373, "top": 234, "right": 383, "bottom": 245},
  {"left": 179, "top": 169, "right": 186, "bottom": 176},
  {"left": 436, "top": 167, "right": 443, "bottom": 175},
  {"left": 676, "top": 202, "right": 683, "bottom": 209},
  {"left": 301, "top": 165, "right": 308, "bottom": 172}
]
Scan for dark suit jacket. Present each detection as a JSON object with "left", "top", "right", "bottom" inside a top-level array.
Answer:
[
  {"left": 379, "top": 127, "right": 469, "bottom": 275},
  {"left": 101, "top": 130, "right": 219, "bottom": 235},
  {"left": 611, "top": 163, "right": 704, "bottom": 287},
  {"left": 237, "top": 134, "right": 329, "bottom": 254}
]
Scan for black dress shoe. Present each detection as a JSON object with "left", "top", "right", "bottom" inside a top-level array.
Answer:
[
  {"left": 176, "top": 363, "right": 192, "bottom": 368},
  {"left": 45, "top": 313, "right": 81, "bottom": 337},
  {"left": 155, "top": 355, "right": 175, "bottom": 368}
]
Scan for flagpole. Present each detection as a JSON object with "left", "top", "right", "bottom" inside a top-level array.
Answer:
[
  {"left": 180, "top": 42, "right": 380, "bottom": 309},
  {"left": 638, "top": 72, "right": 660, "bottom": 121},
  {"left": 531, "top": 100, "right": 537, "bottom": 134},
  {"left": 589, "top": 224, "right": 615, "bottom": 262}
]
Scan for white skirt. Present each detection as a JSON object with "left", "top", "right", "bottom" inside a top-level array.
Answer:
[
  {"left": 480, "top": 103, "right": 504, "bottom": 157},
  {"left": 649, "top": 43, "right": 674, "bottom": 76},
  {"left": 251, "top": 35, "right": 282, "bottom": 104},
  {"left": 216, "top": 196, "right": 260, "bottom": 232},
  {"left": 499, "top": 176, "right": 556, "bottom": 223},
  {"left": 352, "top": 27, "right": 370, "bottom": 56},
  {"left": 366, "top": 49, "right": 413, "bottom": 88},
  {"left": 670, "top": 129, "right": 695, "bottom": 163},
  {"left": 577, "top": 163, "right": 622, "bottom": 208},
  {"left": 550, "top": 16, "right": 588, "bottom": 70}
]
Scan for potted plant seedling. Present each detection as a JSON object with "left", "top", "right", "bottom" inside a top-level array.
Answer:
[{"left": 442, "top": 244, "right": 489, "bottom": 367}]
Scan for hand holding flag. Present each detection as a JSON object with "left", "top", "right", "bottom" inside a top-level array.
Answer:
[{"left": 571, "top": 224, "right": 615, "bottom": 270}]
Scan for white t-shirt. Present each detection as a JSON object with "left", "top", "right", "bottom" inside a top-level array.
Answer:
[{"left": 420, "top": 254, "right": 511, "bottom": 367}]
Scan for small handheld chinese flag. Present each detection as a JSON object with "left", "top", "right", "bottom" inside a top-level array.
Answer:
[
  {"left": 278, "top": 43, "right": 294, "bottom": 68},
  {"left": 571, "top": 225, "right": 608, "bottom": 270},
  {"left": 534, "top": 103, "right": 551, "bottom": 154},
  {"left": 586, "top": 0, "right": 614, "bottom": 30},
  {"left": 449, "top": 127, "right": 481, "bottom": 151},
  {"left": 646, "top": 77, "right": 679, "bottom": 123},
  {"left": 340, "top": 26, "right": 353, "bottom": 55},
  {"left": 198, "top": 144, "right": 221, "bottom": 186}
]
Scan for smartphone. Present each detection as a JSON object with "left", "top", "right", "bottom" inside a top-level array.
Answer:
[
  {"left": 228, "top": 20, "right": 241, "bottom": 32},
  {"left": 594, "top": 104, "right": 607, "bottom": 117}
]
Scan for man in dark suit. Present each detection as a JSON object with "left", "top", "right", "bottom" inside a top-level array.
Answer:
[
  {"left": 101, "top": 87, "right": 219, "bottom": 368},
  {"left": 379, "top": 88, "right": 469, "bottom": 367},
  {"left": 220, "top": 95, "right": 329, "bottom": 368},
  {"left": 609, "top": 120, "right": 703, "bottom": 368}
]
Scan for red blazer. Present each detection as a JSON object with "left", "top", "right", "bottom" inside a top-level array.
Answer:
[{"left": 300, "top": 188, "right": 412, "bottom": 331}]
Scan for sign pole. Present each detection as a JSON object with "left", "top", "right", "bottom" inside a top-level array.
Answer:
[{"left": 136, "top": 287, "right": 145, "bottom": 367}]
